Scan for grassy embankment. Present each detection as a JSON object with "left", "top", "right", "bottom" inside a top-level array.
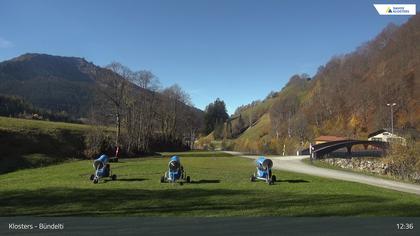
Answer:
[{"left": 0, "top": 116, "right": 91, "bottom": 173}]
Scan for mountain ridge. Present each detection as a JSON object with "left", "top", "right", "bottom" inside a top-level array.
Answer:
[{"left": 0, "top": 53, "right": 203, "bottom": 119}]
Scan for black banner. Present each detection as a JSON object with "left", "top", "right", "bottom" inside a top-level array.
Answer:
[{"left": 1, "top": 217, "right": 419, "bottom": 236}]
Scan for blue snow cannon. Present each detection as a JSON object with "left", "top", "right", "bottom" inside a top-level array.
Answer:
[
  {"left": 250, "top": 157, "right": 276, "bottom": 185},
  {"left": 160, "top": 156, "right": 191, "bottom": 185},
  {"left": 90, "top": 154, "right": 117, "bottom": 184}
]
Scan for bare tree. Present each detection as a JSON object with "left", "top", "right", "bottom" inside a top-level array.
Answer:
[
  {"left": 95, "top": 62, "right": 132, "bottom": 149},
  {"left": 89, "top": 62, "right": 201, "bottom": 156},
  {"left": 158, "top": 84, "right": 192, "bottom": 140},
  {"left": 130, "top": 70, "right": 160, "bottom": 91}
]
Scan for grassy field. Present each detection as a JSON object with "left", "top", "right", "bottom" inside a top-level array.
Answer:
[{"left": 1, "top": 151, "right": 420, "bottom": 216}]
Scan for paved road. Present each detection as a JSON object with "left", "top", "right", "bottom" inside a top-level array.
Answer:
[{"left": 225, "top": 151, "right": 420, "bottom": 196}]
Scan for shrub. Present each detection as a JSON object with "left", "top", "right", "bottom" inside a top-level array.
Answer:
[
  {"left": 195, "top": 133, "right": 214, "bottom": 150},
  {"left": 221, "top": 139, "right": 234, "bottom": 151},
  {"left": 84, "top": 126, "right": 113, "bottom": 158},
  {"left": 384, "top": 141, "right": 420, "bottom": 182}
]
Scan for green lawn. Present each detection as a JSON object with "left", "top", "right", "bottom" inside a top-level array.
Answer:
[{"left": 1, "top": 151, "right": 420, "bottom": 216}]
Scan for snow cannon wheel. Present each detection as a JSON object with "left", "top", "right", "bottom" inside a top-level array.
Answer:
[
  {"left": 186, "top": 176, "right": 191, "bottom": 183},
  {"left": 111, "top": 174, "right": 117, "bottom": 181},
  {"left": 272, "top": 175, "right": 276, "bottom": 183},
  {"left": 250, "top": 175, "right": 256, "bottom": 182},
  {"left": 160, "top": 176, "right": 165, "bottom": 183},
  {"left": 90, "top": 174, "right": 95, "bottom": 181}
]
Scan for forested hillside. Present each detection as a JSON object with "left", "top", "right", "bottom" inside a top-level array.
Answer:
[
  {"left": 0, "top": 53, "right": 97, "bottom": 118},
  {"left": 219, "top": 14, "right": 420, "bottom": 154},
  {"left": 0, "top": 53, "right": 204, "bottom": 156}
]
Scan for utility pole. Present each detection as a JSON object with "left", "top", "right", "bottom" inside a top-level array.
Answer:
[{"left": 386, "top": 103, "right": 396, "bottom": 134}]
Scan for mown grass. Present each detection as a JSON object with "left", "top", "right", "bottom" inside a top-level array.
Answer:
[{"left": 1, "top": 151, "right": 419, "bottom": 216}]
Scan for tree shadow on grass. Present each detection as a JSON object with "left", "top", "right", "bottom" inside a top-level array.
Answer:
[
  {"left": 104, "top": 178, "right": 148, "bottom": 182},
  {"left": 1, "top": 187, "right": 420, "bottom": 216},
  {"left": 277, "top": 179, "right": 309, "bottom": 183},
  {"left": 161, "top": 152, "right": 229, "bottom": 158},
  {"left": 189, "top": 179, "right": 220, "bottom": 184}
]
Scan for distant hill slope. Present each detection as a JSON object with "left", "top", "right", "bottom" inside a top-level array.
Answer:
[
  {"left": 0, "top": 53, "right": 204, "bottom": 121},
  {"left": 0, "top": 53, "right": 98, "bottom": 117},
  {"left": 222, "top": 14, "right": 420, "bottom": 154}
]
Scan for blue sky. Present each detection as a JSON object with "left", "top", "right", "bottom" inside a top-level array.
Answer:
[{"left": 0, "top": 0, "right": 416, "bottom": 114}]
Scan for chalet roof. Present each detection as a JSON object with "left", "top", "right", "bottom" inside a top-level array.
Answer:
[
  {"left": 368, "top": 129, "right": 387, "bottom": 138},
  {"left": 315, "top": 135, "right": 347, "bottom": 142}
]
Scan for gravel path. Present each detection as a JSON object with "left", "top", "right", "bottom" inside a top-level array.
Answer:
[{"left": 225, "top": 151, "right": 420, "bottom": 195}]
